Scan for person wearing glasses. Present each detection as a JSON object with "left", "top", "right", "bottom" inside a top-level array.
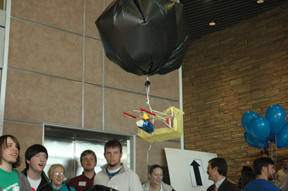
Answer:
[{"left": 48, "top": 164, "right": 76, "bottom": 191}]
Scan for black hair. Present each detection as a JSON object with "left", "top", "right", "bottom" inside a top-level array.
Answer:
[
  {"left": 260, "top": 149, "right": 269, "bottom": 156},
  {"left": 149, "top": 164, "right": 162, "bottom": 175},
  {"left": 241, "top": 171, "right": 256, "bottom": 189},
  {"left": 241, "top": 166, "right": 253, "bottom": 175},
  {"left": 25, "top": 144, "right": 48, "bottom": 169},
  {"left": 209, "top": 157, "right": 228, "bottom": 177},
  {"left": 253, "top": 157, "right": 274, "bottom": 175}
]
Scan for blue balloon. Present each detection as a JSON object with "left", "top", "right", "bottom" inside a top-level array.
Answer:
[
  {"left": 265, "top": 105, "right": 287, "bottom": 134},
  {"left": 276, "top": 124, "right": 288, "bottom": 148},
  {"left": 250, "top": 116, "right": 270, "bottom": 143},
  {"left": 244, "top": 132, "right": 269, "bottom": 148},
  {"left": 241, "top": 111, "right": 259, "bottom": 134},
  {"left": 267, "top": 131, "right": 276, "bottom": 143}
]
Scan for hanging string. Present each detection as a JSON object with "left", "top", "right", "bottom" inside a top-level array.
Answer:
[
  {"left": 144, "top": 76, "right": 154, "bottom": 172},
  {"left": 275, "top": 135, "right": 278, "bottom": 172},
  {"left": 261, "top": 146, "right": 265, "bottom": 156},
  {"left": 271, "top": 144, "right": 273, "bottom": 160},
  {"left": 145, "top": 76, "right": 152, "bottom": 111},
  {"left": 146, "top": 141, "right": 153, "bottom": 172}
]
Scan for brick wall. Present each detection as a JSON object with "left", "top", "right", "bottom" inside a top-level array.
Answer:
[{"left": 182, "top": 2, "right": 288, "bottom": 183}]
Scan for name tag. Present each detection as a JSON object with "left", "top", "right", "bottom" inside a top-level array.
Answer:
[{"left": 78, "top": 181, "right": 86, "bottom": 186}]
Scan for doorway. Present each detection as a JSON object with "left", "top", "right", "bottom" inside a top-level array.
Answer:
[{"left": 43, "top": 124, "right": 135, "bottom": 182}]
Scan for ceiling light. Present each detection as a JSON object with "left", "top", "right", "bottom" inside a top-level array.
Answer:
[
  {"left": 257, "top": 0, "right": 264, "bottom": 3},
  {"left": 209, "top": 21, "right": 216, "bottom": 26}
]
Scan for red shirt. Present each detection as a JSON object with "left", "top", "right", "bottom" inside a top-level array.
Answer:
[{"left": 66, "top": 172, "right": 96, "bottom": 191}]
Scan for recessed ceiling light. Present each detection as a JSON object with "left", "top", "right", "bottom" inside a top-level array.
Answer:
[
  {"left": 209, "top": 21, "right": 216, "bottom": 26},
  {"left": 257, "top": 0, "right": 264, "bottom": 3}
]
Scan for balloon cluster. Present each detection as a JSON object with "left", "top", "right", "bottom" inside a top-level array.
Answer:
[{"left": 242, "top": 105, "right": 288, "bottom": 149}]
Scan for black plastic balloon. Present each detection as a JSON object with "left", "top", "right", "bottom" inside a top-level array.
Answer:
[
  {"left": 84, "top": 185, "right": 117, "bottom": 191},
  {"left": 96, "top": 0, "right": 190, "bottom": 76}
]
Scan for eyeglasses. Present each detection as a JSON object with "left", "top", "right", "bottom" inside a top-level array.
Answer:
[{"left": 53, "top": 172, "right": 64, "bottom": 176}]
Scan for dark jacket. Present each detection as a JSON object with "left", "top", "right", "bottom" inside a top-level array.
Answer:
[
  {"left": 207, "top": 178, "right": 240, "bottom": 191},
  {"left": 22, "top": 168, "right": 53, "bottom": 191}
]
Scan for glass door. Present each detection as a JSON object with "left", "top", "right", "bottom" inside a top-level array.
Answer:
[{"left": 43, "top": 125, "right": 134, "bottom": 182}]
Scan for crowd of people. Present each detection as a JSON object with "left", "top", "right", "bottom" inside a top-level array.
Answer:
[
  {"left": 207, "top": 149, "right": 288, "bottom": 191},
  {"left": 1, "top": 134, "right": 288, "bottom": 191},
  {"left": 0, "top": 134, "right": 173, "bottom": 191}
]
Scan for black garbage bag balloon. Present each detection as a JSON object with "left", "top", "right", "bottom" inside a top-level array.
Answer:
[
  {"left": 96, "top": 0, "right": 190, "bottom": 76},
  {"left": 83, "top": 185, "right": 118, "bottom": 191}
]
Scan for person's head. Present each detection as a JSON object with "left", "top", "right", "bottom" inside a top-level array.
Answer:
[
  {"left": 104, "top": 140, "right": 123, "bottom": 169},
  {"left": 84, "top": 185, "right": 118, "bottom": 191},
  {"left": 206, "top": 158, "right": 227, "bottom": 182},
  {"left": 241, "top": 171, "right": 256, "bottom": 189},
  {"left": 48, "top": 164, "right": 65, "bottom": 189},
  {"left": 260, "top": 149, "right": 269, "bottom": 158},
  {"left": 80, "top": 150, "right": 97, "bottom": 172},
  {"left": 25, "top": 144, "right": 48, "bottom": 172},
  {"left": 281, "top": 156, "right": 288, "bottom": 169},
  {"left": 253, "top": 157, "right": 275, "bottom": 180},
  {"left": 104, "top": 140, "right": 122, "bottom": 153},
  {"left": 0, "top": 135, "right": 21, "bottom": 168},
  {"left": 149, "top": 164, "right": 163, "bottom": 186},
  {"left": 241, "top": 166, "right": 253, "bottom": 175}
]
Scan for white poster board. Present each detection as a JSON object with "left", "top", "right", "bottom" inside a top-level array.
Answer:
[{"left": 165, "top": 148, "right": 217, "bottom": 191}]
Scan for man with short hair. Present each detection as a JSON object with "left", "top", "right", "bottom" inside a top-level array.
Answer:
[
  {"left": 67, "top": 150, "right": 97, "bottom": 191},
  {"left": 206, "top": 157, "right": 240, "bottom": 191},
  {"left": 0, "top": 135, "right": 31, "bottom": 191},
  {"left": 243, "top": 157, "right": 280, "bottom": 191},
  {"left": 93, "top": 140, "right": 143, "bottom": 191},
  {"left": 22, "top": 144, "right": 52, "bottom": 191},
  {"left": 275, "top": 156, "right": 288, "bottom": 191}
]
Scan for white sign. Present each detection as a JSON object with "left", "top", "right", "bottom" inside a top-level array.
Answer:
[
  {"left": 165, "top": 148, "right": 217, "bottom": 191},
  {"left": 186, "top": 158, "right": 207, "bottom": 188}
]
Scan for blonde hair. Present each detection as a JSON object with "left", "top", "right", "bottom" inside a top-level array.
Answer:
[{"left": 48, "top": 164, "right": 65, "bottom": 179}]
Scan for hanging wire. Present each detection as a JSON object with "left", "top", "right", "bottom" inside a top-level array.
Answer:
[
  {"left": 146, "top": 142, "right": 153, "bottom": 169},
  {"left": 271, "top": 144, "right": 273, "bottom": 160},
  {"left": 261, "top": 146, "right": 265, "bottom": 156},
  {"left": 145, "top": 76, "right": 152, "bottom": 111},
  {"left": 275, "top": 134, "right": 278, "bottom": 172},
  {"left": 144, "top": 76, "right": 154, "bottom": 171}
]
